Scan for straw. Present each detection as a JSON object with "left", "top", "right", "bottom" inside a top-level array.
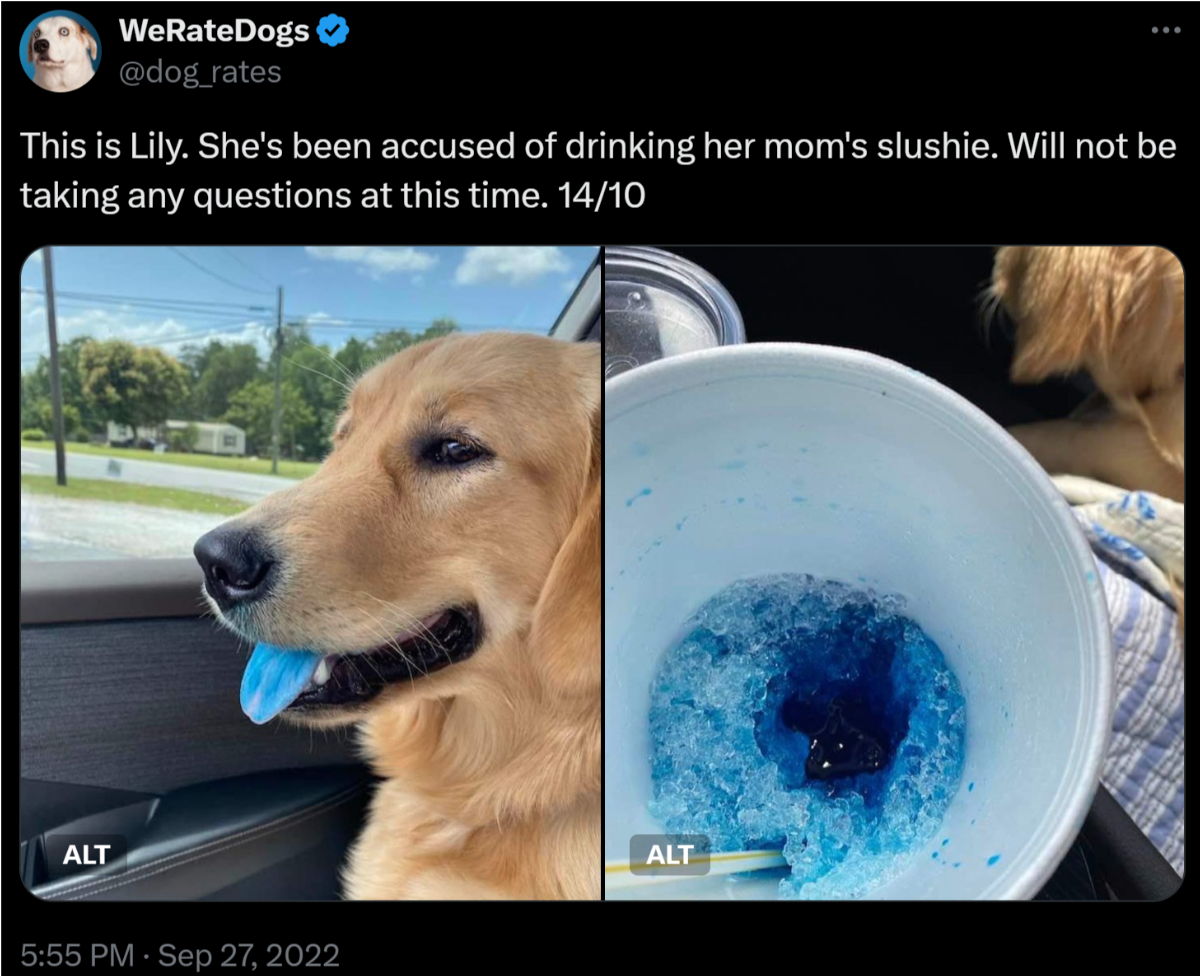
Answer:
[{"left": 604, "top": 849, "right": 787, "bottom": 892}]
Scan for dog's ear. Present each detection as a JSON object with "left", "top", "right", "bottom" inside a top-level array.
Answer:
[
  {"left": 79, "top": 25, "right": 98, "bottom": 60},
  {"left": 28, "top": 31, "right": 35, "bottom": 63},
  {"left": 996, "top": 246, "right": 1097, "bottom": 383},
  {"left": 529, "top": 347, "right": 600, "bottom": 696},
  {"left": 999, "top": 247, "right": 1181, "bottom": 387}
]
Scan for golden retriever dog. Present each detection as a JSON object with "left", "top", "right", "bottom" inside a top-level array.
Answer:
[
  {"left": 194, "top": 333, "right": 600, "bottom": 899},
  {"left": 991, "top": 246, "right": 1184, "bottom": 503},
  {"left": 29, "top": 16, "right": 98, "bottom": 92}
]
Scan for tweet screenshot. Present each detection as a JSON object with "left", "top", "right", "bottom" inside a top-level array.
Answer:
[{"left": 9, "top": 1, "right": 1186, "bottom": 960}]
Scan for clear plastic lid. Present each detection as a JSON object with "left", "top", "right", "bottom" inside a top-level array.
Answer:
[{"left": 604, "top": 247, "right": 744, "bottom": 380}]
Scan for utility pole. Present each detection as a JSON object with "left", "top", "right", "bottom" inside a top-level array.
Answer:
[
  {"left": 271, "top": 285, "right": 283, "bottom": 474},
  {"left": 43, "top": 246, "right": 67, "bottom": 486}
]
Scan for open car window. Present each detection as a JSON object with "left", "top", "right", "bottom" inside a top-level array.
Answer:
[{"left": 21, "top": 245, "right": 599, "bottom": 564}]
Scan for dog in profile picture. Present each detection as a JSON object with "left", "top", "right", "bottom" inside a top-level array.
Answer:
[{"left": 25, "top": 12, "right": 99, "bottom": 92}]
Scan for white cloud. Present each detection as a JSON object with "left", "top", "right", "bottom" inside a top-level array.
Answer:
[
  {"left": 300, "top": 310, "right": 349, "bottom": 326},
  {"left": 455, "top": 246, "right": 571, "bottom": 286},
  {"left": 304, "top": 246, "right": 437, "bottom": 279},
  {"left": 20, "top": 297, "right": 271, "bottom": 371},
  {"left": 21, "top": 291, "right": 47, "bottom": 355}
]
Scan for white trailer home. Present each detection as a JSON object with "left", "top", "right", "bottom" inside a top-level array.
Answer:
[
  {"left": 106, "top": 420, "right": 246, "bottom": 456},
  {"left": 182, "top": 421, "right": 246, "bottom": 456}
]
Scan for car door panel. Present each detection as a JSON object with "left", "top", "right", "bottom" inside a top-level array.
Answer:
[
  {"left": 21, "top": 614, "right": 356, "bottom": 799},
  {"left": 26, "top": 767, "right": 371, "bottom": 900},
  {"left": 21, "top": 558, "right": 364, "bottom": 899}
]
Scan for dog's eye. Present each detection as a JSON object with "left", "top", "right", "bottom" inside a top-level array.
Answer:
[
  {"left": 33, "top": 30, "right": 40, "bottom": 37},
  {"left": 427, "top": 439, "right": 484, "bottom": 466},
  {"left": 59, "top": 27, "right": 69, "bottom": 36}
]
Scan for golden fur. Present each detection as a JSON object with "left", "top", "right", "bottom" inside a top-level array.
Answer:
[
  {"left": 991, "top": 246, "right": 1185, "bottom": 502},
  {"left": 211, "top": 333, "right": 600, "bottom": 899}
]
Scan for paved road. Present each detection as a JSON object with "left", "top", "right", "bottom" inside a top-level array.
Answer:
[{"left": 21, "top": 448, "right": 302, "bottom": 503}]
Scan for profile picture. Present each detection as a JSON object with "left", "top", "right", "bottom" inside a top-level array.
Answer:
[{"left": 21, "top": 10, "right": 100, "bottom": 92}]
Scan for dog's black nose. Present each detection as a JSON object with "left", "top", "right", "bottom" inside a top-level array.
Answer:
[
  {"left": 33, "top": 38, "right": 49, "bottom": 53},
  {"left": 194, "top": 527, "right": 274, "bottom": 610}
]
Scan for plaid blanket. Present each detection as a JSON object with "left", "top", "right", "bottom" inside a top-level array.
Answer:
[{"left": 1054, "top": 476, "right": 1185, "bottom": 877}]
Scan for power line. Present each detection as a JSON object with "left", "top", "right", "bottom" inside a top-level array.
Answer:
[
  {"left": 21, "top": 287, "right": 270, "bottom": 312},
  {"left": 22, "top": 284, "right": 525, "bottom": 378},
  {"left": 21, "top": 322, "right": 265, "bottom": 362},
  {"left": 288, "top": 314, "right": 510, "bottom": 332},
  {"left": 167, "top": 247, "right": 274, "bottom": 296},
  {"left": 133, "top": 326, "right": 267, "bottom": 347},
  {"left": 23, "top": 291, "right": 269, "bottom": 325},
  {"left": 46, "top": 302, "right": 267, "bottom": 327},
  {"left": 221, "top": 247, "right": 275, "bottom": 288},
  {"left": 24, "top": 286, "right": 506, "bottom": 332}
]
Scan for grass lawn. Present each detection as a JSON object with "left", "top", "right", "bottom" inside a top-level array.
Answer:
[
  {"left": 20, "top": 439, "right": 322, "bottom": 479},
  {"left": 21, "top": 474, "right": 250, "bottom": 516}
]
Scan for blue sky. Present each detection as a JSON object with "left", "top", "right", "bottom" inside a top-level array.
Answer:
[{"left": 21, "top": 245, "right": 598, "bottom": 369}]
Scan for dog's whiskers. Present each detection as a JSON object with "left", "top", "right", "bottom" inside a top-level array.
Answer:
[
  {"left": 319, "top": 606, "right": 450, "bottom": 716},
  {"left": 326, "top": 606, "right": 397, "bottom": 672},
  {"left": 357, "top": 591, "right": 455, "bottom": 666},
  {"left": 976, "top": 278, "right": 1008, "bottom": 343},
  {"left": 292, "top": 337, "right": 358, "bottom": 385},
  {"left": 336, "top": 605, "right": 432, "bottom": 690},
  {"left": 283, "top": 355, "right": 355, "bottom": 396}
]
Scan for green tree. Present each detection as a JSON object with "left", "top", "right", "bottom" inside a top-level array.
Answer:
[
  {"left": 170, "top": 422, "right": 201, "bottom": 453},
  {"left": 21, "top": 374, "right": 41, "bottom": 431},
  {"left": 367, "top": 319, "right": 459, "bottom": 361},
  {"left": 178, "top": 341, "right": 218, "bottom": 396},
  {"left": 424, "top": 317, "right": 459, "bottom": 340},
  {"left": 137, "top": 347, "right": 193, "bottom": 428},
  {"left": 189, "top": 342, "right": 262, "bottom": 420},
  {"left": 33, "top": 401, "right": 83, "bottom": 438},
  {"left": 78, "top": 339, "right": 190, "bottom": 431},
  {"left": 334, "top": 336, "right": 371, "bottom": 379},
  {"left": 23, "top": 336, "right": 103, "bottom": 433},
  {"left": 278, "top": 326, "right": 352, "bottom": 454},
  {"left": 224, "top": 379, "right": 317, "bottom": 459},
  {"left": 368, "top": 328, "right": 417, "bottom": 361},
  {"left": 78, "top": 340, "right": 139, "bottom": 428}
]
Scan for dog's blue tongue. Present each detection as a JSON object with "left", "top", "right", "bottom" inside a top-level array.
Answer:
[{"left": 241, "top": 643, "right": 323, "bottom": 725}]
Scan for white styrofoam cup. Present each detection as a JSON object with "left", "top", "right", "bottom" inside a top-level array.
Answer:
[{"left": 605, "top": 344, "right": 1113, "bottom": 899}]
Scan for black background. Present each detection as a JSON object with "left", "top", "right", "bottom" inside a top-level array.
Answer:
[
  {"left": 10, "top": 0, "right": 1189, "bottom": 958},
  {"left": 666, "top": 246, "right": 1089, "bottom": 425},
  {"left": 6, "top": 2, "right": 1192, "bottom": 241}
]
